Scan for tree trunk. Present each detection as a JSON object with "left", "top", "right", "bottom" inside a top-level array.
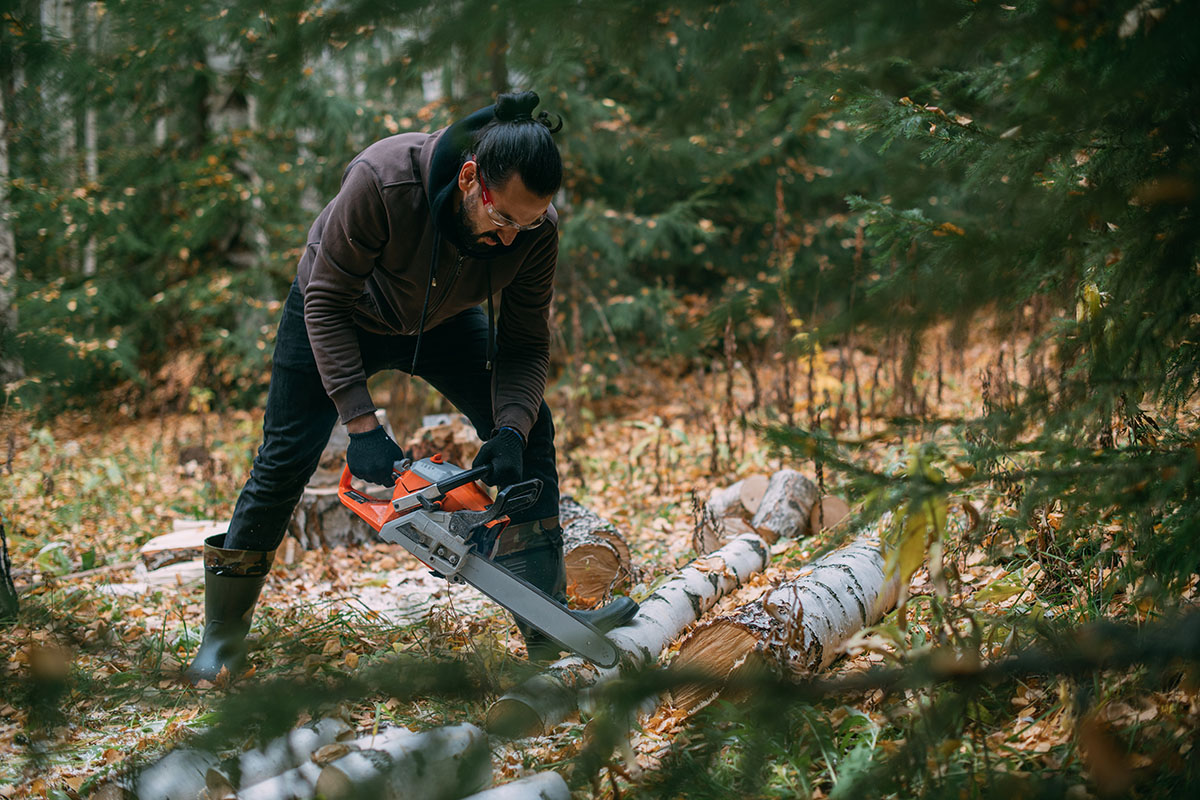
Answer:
[
  {"left": 668, "top": 536, "right": 900, "bottom": 712},
  {"left": 462, "top": 772, "right": 570, "bottom": 800},
  {"left": 561, "top": 496, "right": 634, "bottom": 607},
  {"left": 749, "top": 468, "right": 818, "bottom": 543},
  {"left": 314, "top": 723, "right": 490, "bottom": 800},
  {"left": 77, "top": 0, "right": 99, "bottom": 276},
  {"left": 486, "top": 533, "right": 770, "bottom": 738},
  {"left": 1, "top": 516, "right": 19, "bottom": 620},
  {"left": 0, "top": 77, "right": 21, "bottom": 387}
]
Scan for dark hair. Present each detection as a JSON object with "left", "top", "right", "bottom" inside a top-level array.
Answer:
[{"left": 472, "top": 90, "right": 563, "bottom": 198}]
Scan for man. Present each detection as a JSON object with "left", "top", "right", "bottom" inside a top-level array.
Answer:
[{"left": 186, "top": 91, "right": 636, "bottom": 684}]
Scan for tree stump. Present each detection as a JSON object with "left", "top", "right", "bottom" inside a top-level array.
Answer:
[{"left": 288, "top": 486, "right": 382, "bottom": 550}]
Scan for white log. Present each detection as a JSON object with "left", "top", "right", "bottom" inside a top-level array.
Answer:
[
  {"left": 205, "top": 717, "right": 351, "bottom": 797},
  {"left": 706, "top": 479, "right": 747, "bottom": 519},
  {"left": 134, "top": 749, "right": 216, "bottom": 800},
  {"left": 235, "top": 761, "right": 323, "bottom": 800},
  {"left": 486, "top": 534, "right": 770, "bottom": 737},
  {"left": 461, "top": 772, "right": 570, "bottom": 800},
  {"left": 669, "top": 537, "right": 900, "bottom": 711},
  {"left": 315, "top": 723, "right": 490, "bottom": 800},
  {"left": 749, "top": 469, "right": 818, "bottom": 543}
]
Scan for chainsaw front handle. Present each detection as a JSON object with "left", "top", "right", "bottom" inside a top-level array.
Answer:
[{"left": 338, "top": 464, "right": 396, "bottom": 531}]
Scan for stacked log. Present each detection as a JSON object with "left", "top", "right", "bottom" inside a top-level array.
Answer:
[
  {"left": 486, "top": 533, "right": 770, "bottom": 738},
  {"left": 692, "top": 475, "right": 768, "bottom": 554},
  {"left": 403, "top": 414, "right": 483, "bottom": 466},
  {"left": 748, "top": 469, "right": 818, "bottom": 544},
  {"left": 668, "top": 536, "right": 900, "bottom": 711},
  {"left": 560, "top": 496, "right": 635, "bottom": 607}
]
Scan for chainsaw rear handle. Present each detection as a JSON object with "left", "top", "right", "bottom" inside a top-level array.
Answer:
[{"left": 434, "top": 463, "right": 492, "bottom": 495}]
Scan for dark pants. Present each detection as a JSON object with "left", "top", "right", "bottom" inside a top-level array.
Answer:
[{"left": 224, "top": 281, "right": 560, "bottom": 552}]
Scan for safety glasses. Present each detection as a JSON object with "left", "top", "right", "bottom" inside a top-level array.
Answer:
[{"left": 472, "top": 161, "right": 547, "bottom": 231}]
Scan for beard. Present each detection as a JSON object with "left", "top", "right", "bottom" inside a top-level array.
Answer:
[{"left": 453, "top": 192, "right": 503, "bottom": 252}]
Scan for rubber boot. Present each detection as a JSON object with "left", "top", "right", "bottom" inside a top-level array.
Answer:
[
  {"left": 493, "top": 525, "right": 639, "bottom": 662},
  {"left": 185, "top": 534, "right": 275, "bottom": 685}
]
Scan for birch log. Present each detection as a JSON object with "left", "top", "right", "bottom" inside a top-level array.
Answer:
[
  {"left": 560, "top": 496, "right": 634, "bottom": 606},
  {"left": 134, "top": 748, "right": 217, "bottom": 800},
  {"left": 314, "top": 723, "right": 490, "bottom": 800},
  {"left": 461, "top": 772, "right": 570, "bottom": 800},
  {"left": 693, "top": 475, "right": 769, "bottom": 554},
  {"left": 669, "top": 537, "right": 900, "bottom": 711},
  {"left": 749, "top": 469, "right": 818, "bottom": 543},
  {"left": 204, "top": 717, "right": 352, "bottom": 798},
  {"left": 234, "top": 761, "right": 323, "bottom": 800},
  {"left": 486, "top": 534, "right": 770, "bottom": 738}
]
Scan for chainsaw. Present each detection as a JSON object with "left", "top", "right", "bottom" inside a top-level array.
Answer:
[{"left": 338, "top": 454, "right": 622, "bottom": 668}]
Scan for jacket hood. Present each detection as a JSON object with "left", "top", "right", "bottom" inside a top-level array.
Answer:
[{"left": 424, "top": 103, "right": 524, "bottom": 259}]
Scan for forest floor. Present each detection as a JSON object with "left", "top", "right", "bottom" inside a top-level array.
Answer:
[{"left": 2, "top": 328, "right": 1198, "bottom": 798}]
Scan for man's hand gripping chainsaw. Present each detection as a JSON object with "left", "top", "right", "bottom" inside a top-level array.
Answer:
[{"left": 338, "top": 454, "right": 622, "bottom": 668}]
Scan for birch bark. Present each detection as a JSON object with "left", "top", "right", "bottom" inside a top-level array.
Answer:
[
  {"left": 486, "top": 534, "right": 770, "bottom": 737},
  {"left": 669, "top": 536, "right": 900, "bottom": 711}
]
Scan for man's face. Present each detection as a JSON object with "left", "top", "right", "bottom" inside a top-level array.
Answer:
[{"left": 455, "top": 162, "right": 552, "bottom": 249}]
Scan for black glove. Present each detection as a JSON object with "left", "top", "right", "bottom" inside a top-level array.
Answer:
[
  {"left": 472, "top": 427, "right": 525, "bottom": 487},
  {"left": 346, "top": 426, "right": 406, "bottom": 486}
]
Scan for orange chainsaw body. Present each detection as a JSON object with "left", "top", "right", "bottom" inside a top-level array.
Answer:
[{"left": 337, "top": 453, "right": 505, "bottom": 537}]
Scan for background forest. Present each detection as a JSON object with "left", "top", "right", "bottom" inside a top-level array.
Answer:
[{"left": 1, "top": 0, "right": 1199, "bottom": 798}]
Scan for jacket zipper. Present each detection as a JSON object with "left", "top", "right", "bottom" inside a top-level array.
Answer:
[{"left": 423, "top": 251, "right": 465, "bottom": 324}]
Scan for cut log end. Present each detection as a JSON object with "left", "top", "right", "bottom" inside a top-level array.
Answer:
[
  {"left": 669, "top": 622, "right": 766, "bottom": 711},
  {"left": 808, "top": 495, "right": 851, "bottom": 536},
  {"left": 564, "top": 542, "right": 624, "bottom": 607},
  {"left": 485, "top": 698, "right": 544, "bottom": 740}
]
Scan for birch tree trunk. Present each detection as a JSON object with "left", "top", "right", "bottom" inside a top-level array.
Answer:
[
  {"left": 669, "top": 536, "right": 900, "bottom": 711},
  {"left": 78, "top": 0, "right": 99, "bottom": 277},
  {"left": 0, "top": 79, "right": 22, "bottom": 387},
  {"left": 314, "top": 723, "right": 490, "bottom": 800},
  {"left": 486, "top": 534, "right": 770, "bottom": 738}
]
